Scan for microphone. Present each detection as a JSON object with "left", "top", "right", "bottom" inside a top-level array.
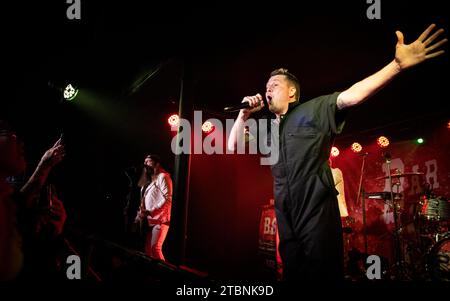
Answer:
[
  {"left": 223, "top": 102, "right": 252, "bottom": 112},
  {"left": 357, "top": 152, "right": 369, "bottom": 156}
]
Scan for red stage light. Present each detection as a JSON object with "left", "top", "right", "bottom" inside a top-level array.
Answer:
[
  {"left": 330, "top": 146, "right": 340, "bottom": 157},
  {"left": 447, "top": 120, "right": 450, "bottom": 129},
  {"left": 377, "top": 136, "right": 390, "bottom": 148},
  {"left": 202, "top": 121, "right": 214, "bottom": 133},
  {"left": 168, "top": 114, "right": 179, "bottom": 127},
  {"left": 351, "top": 142, "right": 362, "bottom": 153}
]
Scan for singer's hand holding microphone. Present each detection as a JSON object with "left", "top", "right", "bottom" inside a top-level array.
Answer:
[{"left": 224, "top": 93, "right": 264, "bottom": 117}]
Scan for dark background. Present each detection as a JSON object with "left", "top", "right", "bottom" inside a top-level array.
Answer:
[{"left": 1, "top": 1, "right": 448, "bottom": 279}]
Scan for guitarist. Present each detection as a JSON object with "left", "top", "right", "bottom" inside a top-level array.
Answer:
[{"left": 135, "top": 154, "right": 172, "bottom": 261}]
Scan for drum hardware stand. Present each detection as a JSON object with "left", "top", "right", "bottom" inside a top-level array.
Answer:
[
  {"left": 384, "top": 153, "right": 407, "bottom": 280},
  {"left": 356, "top": 152, "right": 369, "bottom": 255}
]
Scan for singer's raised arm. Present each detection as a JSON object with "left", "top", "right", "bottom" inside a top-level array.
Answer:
[{"left": 336, "top": 24, "right": 446, "bottom": 110}]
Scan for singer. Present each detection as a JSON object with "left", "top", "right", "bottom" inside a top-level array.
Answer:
[{"left": 228, "top": 24, "right": 446, "bottom": 281}]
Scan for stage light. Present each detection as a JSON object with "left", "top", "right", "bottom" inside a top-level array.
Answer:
[
  {"left": 351, "top": 142, "right": 362, "bottom": 153},
  {"left": 63, "top": 84, "right": 79, "bottom": 101},
  {"left": 202, "top": 121, "right": 214, "bottom": 133},
  {"left": 416, "top": 138, "right": 424, "bottom": 144},
  {"left": 377, "top": 136, "right": 390, "bottom": 148},
  {"left": 447, "top": 120, "right": 450, "bottom": 129},
  {"left": 168, "top": 114, "right": 179, "bottom": 127},
  {"left": 330, "top": 146, "right": 340, "bottom": 157}
]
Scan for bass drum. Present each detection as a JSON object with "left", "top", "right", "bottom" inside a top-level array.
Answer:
[{"left": 426, "top": 233, "right": 450, "bottom": 281}]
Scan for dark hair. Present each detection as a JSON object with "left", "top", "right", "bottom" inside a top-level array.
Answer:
[
  {"left": 270, "top": 68, "right": 300, "bottom": 101},
  {"left": 145, "top": 154, "right": 161, "bottom": 165}
]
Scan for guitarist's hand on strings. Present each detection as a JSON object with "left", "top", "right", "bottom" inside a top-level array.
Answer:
[{"left": 138, "top": 207, "right": 151, "bottom": 220}]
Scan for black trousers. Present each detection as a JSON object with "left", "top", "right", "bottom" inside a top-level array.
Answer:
[{"left": 275, "top": 175, "right": 344, "bottom": 281}]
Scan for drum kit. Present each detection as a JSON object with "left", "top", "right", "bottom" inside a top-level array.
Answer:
[{"left": 362, "top": 171, "right": 450, "bottom": 280}]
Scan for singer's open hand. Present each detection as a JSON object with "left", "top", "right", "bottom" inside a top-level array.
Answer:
[
  {"left": 395, "top": 24, "right": 447, "bottom": 70},
  {"left": 241, "top": 93, "right": 264, "bottom": 117}
]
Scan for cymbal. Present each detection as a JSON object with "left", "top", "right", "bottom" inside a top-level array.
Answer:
[
  {"left": 375, "top": 172, "right": 424, "bottom": 180},
  {"left": 366, "top": 191, "right": 402, "bottom": 200}
]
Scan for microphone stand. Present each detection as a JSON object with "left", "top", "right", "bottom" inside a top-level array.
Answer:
[
  {"left": 356, "top": 153, "right": 368, "bottom": 255},
  {"left": 123, "top": 170, "right": 134, "bottom": 234}
]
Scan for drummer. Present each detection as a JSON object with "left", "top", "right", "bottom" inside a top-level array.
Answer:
[{"left": 329, "top": 158, "right": 349, "bottom": 218}]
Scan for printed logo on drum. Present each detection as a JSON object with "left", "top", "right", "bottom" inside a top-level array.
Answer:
[{"left": 366, "top": 255, "right": 381, "bottom": 280}]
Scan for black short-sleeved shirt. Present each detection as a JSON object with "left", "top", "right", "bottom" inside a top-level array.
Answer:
[
  {"left": 272, "top": 92, "right": 344, "bottom": 175},
  {"left": 248, "top": 92, "right": 345, "bottom": 192}
]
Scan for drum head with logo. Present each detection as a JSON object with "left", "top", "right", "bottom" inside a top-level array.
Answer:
[{"left": 427, "top": 233, "right": 450, "bottom": 281}]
